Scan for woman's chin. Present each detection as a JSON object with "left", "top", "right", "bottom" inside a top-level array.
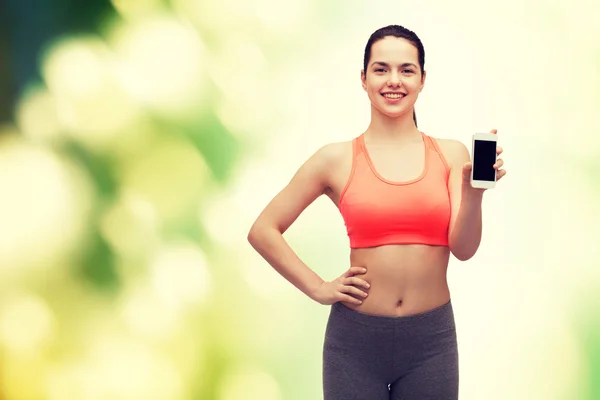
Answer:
[{"left": 376, "top": 107, "right": 412, "bottom": 119}]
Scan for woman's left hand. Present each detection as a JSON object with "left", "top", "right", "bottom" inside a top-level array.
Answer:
[{"left": 461, "top": 129, "right": 506, "bottom": 193}]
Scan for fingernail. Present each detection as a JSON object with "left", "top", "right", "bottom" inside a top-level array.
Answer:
[
  {"left": 362, "top": 268, "right": 367, "bottom": 272},
  {"left": 366, "top": 283, "right": 370, "bottom": 288}
]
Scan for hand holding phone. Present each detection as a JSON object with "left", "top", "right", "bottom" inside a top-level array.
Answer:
[{"left": 470, "top": 132, "right": 498, "bottom": 189}]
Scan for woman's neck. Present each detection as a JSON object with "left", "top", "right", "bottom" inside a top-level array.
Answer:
[{"left": 364, "top": 107, "right": 421, "bottom": 143}]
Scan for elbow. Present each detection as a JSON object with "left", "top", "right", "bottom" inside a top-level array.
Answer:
[
  {"left": 449, "top": 240, "right": 478, "bottom": 262},
  {"left": 448, "top": 231, "right": 481, "bottom": 262},
  {"left": 247, "top": 224, "right": 261, "bottom": 246},
  {"left": 247, "top": 222, "right": 275, "bottom": 247},
  {"left": 452, "top": 250, "right": 474, "bottom": 262}
]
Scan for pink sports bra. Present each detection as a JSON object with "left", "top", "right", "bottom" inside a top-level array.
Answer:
[{"left": 338, "top": 132, "right": 452, "bottom": 248}]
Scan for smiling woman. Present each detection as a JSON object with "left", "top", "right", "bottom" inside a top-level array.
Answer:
[
  {"left": 248, "top": 24, "right": 506, "bottom": 400},
  {"left": 361, "top": 26, "right": 426, "bottom": 127}
]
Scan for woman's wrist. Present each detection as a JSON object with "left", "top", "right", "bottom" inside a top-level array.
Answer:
[{"left": 461, "top": 186, "right": 485, "bottom": 204}]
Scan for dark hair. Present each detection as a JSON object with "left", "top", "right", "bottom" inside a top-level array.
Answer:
[{"left": 363, "top": 25, "right": 425, "bottom": 127}]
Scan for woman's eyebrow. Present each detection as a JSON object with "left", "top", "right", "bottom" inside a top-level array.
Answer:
[{"left": 371, "top": 61, "right": 418, "bottom": 69}]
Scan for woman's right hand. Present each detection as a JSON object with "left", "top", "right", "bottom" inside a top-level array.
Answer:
[{"left": 312, "top": 266, "right": 370, "bottom": 305}]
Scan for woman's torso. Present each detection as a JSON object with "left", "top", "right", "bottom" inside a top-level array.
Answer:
[{"left": 323, "top": 132, "right": 453, "bottom": 317}]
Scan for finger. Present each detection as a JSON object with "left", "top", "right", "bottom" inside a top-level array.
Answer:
[
  {"left": 345, "top": 277, "right": 370, "bottom": 289},
  {"left": 496, "top": 169, "right": 507, "bottom": 180},
  {"left": 493, "top": 159, "right": 504, "bottom": 169},
  {"left": 490, "top": 129, "right": 497, "bottom": 134},
  {"left": 462, "top": 162, "right": 472, "bottom": 180},
  {"left": 341, "top": 284, "right": 369, "bottom": 298},
  {"left": 496, "top": 146, "right": 503, "bottom": 155},
  {"left": 344, "top": 266, "right": 367, "bottom": 277},
  {"left": 340, "top": 284, "right": 368, "bottom": 298},
  {"left": 337, "top": 292, "right": 363, "bottom": 305}
]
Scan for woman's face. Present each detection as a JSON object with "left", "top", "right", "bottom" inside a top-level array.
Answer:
[{"left": 361, "top": 36, "right": 426, "bottom": 119}]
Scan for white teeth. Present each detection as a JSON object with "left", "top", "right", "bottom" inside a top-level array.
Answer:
[{"left": 383, "top": 93, "right": 404, "bottom": 99}]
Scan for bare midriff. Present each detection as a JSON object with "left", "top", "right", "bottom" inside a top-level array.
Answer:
[{"left": 341, "top": 244, "right": 451, "bottom": 317}]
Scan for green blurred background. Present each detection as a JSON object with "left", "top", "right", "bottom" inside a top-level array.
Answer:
[{"left": 0, "top": 0, "right": 599, "bottom": 399}]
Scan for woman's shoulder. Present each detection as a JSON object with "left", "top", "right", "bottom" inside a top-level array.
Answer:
[
  {"left": 312, "top": 138, "right": 354, "bottom": 167},
  {"left": 427, "top": 135, "right": 469, "bottom": 166},
  {"left": 292, "top": 138, "right": 354, "bottom": 183}
]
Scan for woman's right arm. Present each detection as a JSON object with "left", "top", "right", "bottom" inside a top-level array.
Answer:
[
  {"left": 247, "top": 145, "right": 332, "bottom": 301},
  {"left": 247, "top": 144, "right": 368, "bottom": 304}
]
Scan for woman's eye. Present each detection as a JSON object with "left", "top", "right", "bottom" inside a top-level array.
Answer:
[
  {"left": 403, "top": 69, "right": 414, "bottom": 74},
  {"left": 375, "top": 68, "right": 386, "bottom": 72}
]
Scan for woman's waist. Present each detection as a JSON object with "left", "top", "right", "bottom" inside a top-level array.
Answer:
[
  {"left": 341, "top": 285, "right": 451, "bottom": 316},
  {"left": 344, "top": 244, "right": 450, "bottom": 316},
  {"left": 349, "top": 243, "right": 450, "bottom": 274}
]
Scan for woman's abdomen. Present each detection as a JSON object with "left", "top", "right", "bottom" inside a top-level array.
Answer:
[{"left": 341, "top": 244, "right": 451, "bottom": 316}]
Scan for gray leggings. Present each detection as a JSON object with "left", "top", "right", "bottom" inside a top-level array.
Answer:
[{"left": 323, "top": 300, "right": 459, "bottom": 400}]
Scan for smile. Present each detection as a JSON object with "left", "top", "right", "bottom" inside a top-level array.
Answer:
[{"left": 382, "top": 93, "right": 406, "bottom": 99}]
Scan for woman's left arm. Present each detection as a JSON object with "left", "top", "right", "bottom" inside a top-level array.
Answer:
[{"left": 444, "top": 129, "right": 506, "bottom": 261}]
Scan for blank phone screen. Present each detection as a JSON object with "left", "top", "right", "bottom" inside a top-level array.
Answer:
[{"left": 473, "top": 140, "right": 496, "bottom": 181}]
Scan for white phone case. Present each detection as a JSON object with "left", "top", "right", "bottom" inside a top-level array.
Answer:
[{"left": 470, "top": 133, "right": 497, "bottom": 189}]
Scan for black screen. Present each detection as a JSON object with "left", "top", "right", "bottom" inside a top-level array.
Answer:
[{"left": 473, "top": 140, "right": 496, "bottom": 181}]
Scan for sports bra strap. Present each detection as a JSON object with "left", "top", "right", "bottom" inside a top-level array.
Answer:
[
  {"left": 426, "top": 135, "right": 450, "bottom": 173},
  {"left": 353, "top": 135, "right": 363, "bottom": 158}
]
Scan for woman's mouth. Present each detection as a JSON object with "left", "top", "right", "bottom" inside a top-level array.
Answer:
[{"left": 381, "top": 93, "right": 406, "bottom": 102}]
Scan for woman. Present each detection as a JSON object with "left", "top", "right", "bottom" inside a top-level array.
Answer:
[{"left": 247, "top": 25, "right": 506, "bottom": 400}]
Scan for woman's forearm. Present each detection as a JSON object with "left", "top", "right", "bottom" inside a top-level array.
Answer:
[
  {"left": 248, "top": 225, "right": 324, "bottom": 300},
  {"left": 449, "top": 190, "right": 484, "bottom": 261}
]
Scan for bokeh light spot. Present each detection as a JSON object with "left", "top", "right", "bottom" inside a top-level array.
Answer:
[
  {"left": 110, "top": 15, "right": 208, "bottom": 118},
  {"left": 15, "top": 86, "right": 62, "bottom": 143},
  {"left": 119, "top": 283, "right": 182, "bottom": 341},
  {"left": 217, "top": 363, "right": 282, "bottom": 400},
  {"left": 0, "top": 293, "right": 55, "bottom": 355},
  {"left": 150, "top": 241, "right": 212, "bottom": 311},
  {"left": 42, "top": 36, "right": 141, "bottom": 148},
  {"left": 100, "top": 191, "right": 159, "bottom": 258},
  {"left": 0, "top": 140, "right": 93, "bottom": 273},
  {"left": 119, "top": 136, "right": 210, "bottom": 222}
]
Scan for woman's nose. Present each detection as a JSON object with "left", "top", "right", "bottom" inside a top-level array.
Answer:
[{"left": 387, "top": 73, "right": 401, "bottom": 86}]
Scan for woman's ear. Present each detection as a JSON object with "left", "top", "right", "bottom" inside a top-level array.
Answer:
[{"left": 361, "top": 70, "right": 367, "bottom": 91}]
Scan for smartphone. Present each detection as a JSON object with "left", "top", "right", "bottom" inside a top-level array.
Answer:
[{"left": 470, "top": 132, "right": 498, "bottom": 189}]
